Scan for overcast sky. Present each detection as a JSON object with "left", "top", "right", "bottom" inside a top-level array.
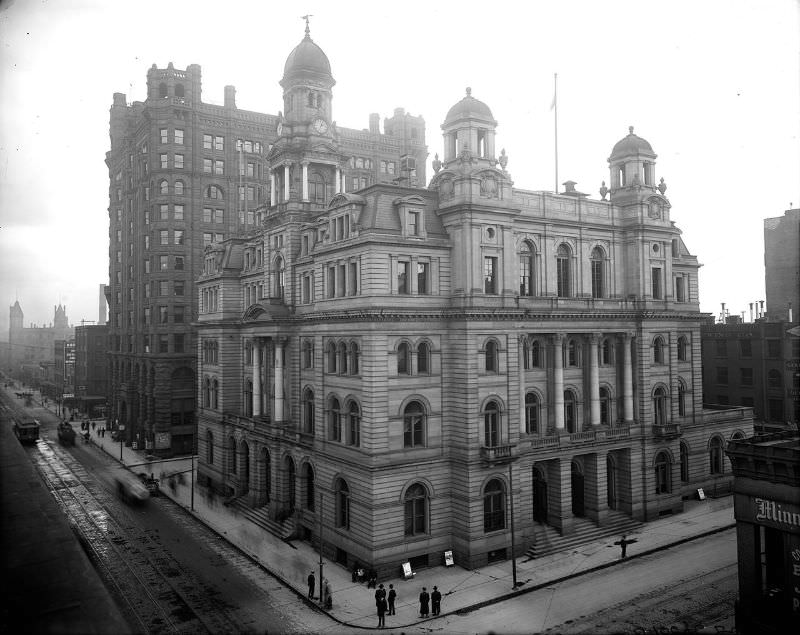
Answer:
[{"left": 1, "top": 0, "right": 798, "bottom": 338}]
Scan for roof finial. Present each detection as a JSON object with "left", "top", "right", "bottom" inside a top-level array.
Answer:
[
  {"left": 302, "top": 14, "right": 313, "bottom": 38},
  {"left": 466, "top": 87, "right": 472, "bottom": 97},
  {"left": 629, "top": 125, "right": 634, "bottom": 135}
]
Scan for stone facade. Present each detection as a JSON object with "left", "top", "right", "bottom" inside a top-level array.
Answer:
[{"left": 194, "top": 29, "right": 753, "bottom": 575}]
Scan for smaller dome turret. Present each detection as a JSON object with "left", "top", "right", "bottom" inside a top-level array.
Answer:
[
  {"left": 281, "top": 22, "right": 334, "bottom": 88},
  {"left": 607, "top": 126, "right": 659, "bottom": 199},
  {"left": 610, "top": 126, "right": 654, "bottom": 159},
  {"left": 444, "top": 87, "right": 495, "bottom": 125}
]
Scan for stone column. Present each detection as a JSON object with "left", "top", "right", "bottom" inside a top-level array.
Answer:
[
  {"left": 253, "top": 338, "right": 262, "bottom": 417},
  {"left": 588, "top": 334, "right": 601, "bottom": 426},
  {"left": 335, "top": 167, "right": 342, "bottom": 193},
  {"left": 301, "top": 161, "right": 309, "bottom": 202},
  {"left": 552, "top": 457, "right": 574, "bottom": 535},
  {"left": 274, "top": 339, "right": 285, "bottom": 422},
  {"left": 622, "top": 333, "right": 634, "bottom": 423},
  {"left": 584, "top": 453, "right": 609, "bottom": 525},
  {"left": 553, "top": 334, "right": 565, "bottom": 431},
  {"left": 283, "top": 163, "right": 291, "bottom": 201},
  {"left": 269, "top": 170, "right": 276, "bottom": 206}
]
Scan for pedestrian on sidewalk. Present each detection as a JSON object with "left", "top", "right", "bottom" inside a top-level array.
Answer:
[
  {"left": 323, "top": 578, "right": 332, "bottom": 609},
  {"left": 307, "top": 571, "right": 315, "bottom": 599},
  {"left": 615, "top": 534, "right": 638, "bottom": 559},
  {"left": 431, "top": 585, "right": 442, "bottom": 615},
  {"left": 376, "top": 595, "right": 387, "bottom": 628},
  {"left": 419, "top": 586, "right": 430, "bottom": 618},
  {"left": 91, "top": 421, "right": 96, "bottom": 431},
  {"left": 387, "top": 584, "right": 396, "bottom": 615},
  {"left": 375, "top": 582, "right": 386, "bottom": 608}
]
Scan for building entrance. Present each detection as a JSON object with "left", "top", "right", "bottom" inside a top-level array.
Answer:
[
  {"left": 532, "top": 468, "right": 548, "bottom": 523},
  {"left": 571, "top": 460, "right": 585, "bottom": 516}
]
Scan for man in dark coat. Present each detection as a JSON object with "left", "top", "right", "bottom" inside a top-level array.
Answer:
[
  {"left": 307, "top": 571, "right": 315, "bottom": 599},
  {"left": 376, "top": 595, "right": 387, "bottom": 628},
  {"left": 419, "top": 587, "right": 430, "bottom": 617},
  {"left": 431, "top": 585, "right": 442, "bottom": 615},
  {"left": 387, "top": 584, "right": 397, "bottom": 615}
]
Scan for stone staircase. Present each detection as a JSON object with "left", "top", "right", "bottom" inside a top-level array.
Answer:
[
  {"left": 524, "top": 510, "right": 642, "bottom": 560},
  {"left": 228, "top": 498, "right": 295, "bottom": 541}
]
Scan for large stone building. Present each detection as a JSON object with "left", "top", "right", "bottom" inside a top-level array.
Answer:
[
  {"left": 195, "top": 28, "right": 752, "bottom": 574},
  {"left": 74, "top": 324, "right": 108, "bottom": 418},
  {"left": 7, "top": 301, "right": 73, "bottom": 381},
  {"left": 106, "top": 25, "right": 427, "bottom": 455}
]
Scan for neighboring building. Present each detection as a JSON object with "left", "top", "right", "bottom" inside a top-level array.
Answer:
[
  {"left": 7, "top": 301, "right": 73, "bottom": 376},
  {"left": 106, "top": 30, "right": 427, "bottom": 456},
  {"left": 54, "top": 337, "right": 76, "bottom": 410},
  {"left": 75, "top": 324, "right": 108, "bottom": 417},
  {"left": 764, "top": 208, "right": 799, "bottom": 322},
  {"left": 701, "top": 320, "right": 800, "bottom": 431},
  {"left": 727, "top": 430, "right": 800, "bottom": 633},
  {"left": 195, "top": 28, "right": 752, "bottom": 575}
]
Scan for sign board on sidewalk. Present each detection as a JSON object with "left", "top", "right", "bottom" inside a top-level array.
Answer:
[
  {"left": 444, "top": 550, "right": 454, "bottom": 567},
  {"left": 697, "top": 488, "right": 706, "bottom": 500},
  {"left": 118, "top": 424, "right": 126, "bottom": 431},
  {"left": 402, "top": 562, "right": 414, "bottom": 579}
]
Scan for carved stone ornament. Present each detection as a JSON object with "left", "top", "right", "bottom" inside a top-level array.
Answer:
[
  {"left": 432, "top": 153, "right": 442, "bottom": 174},
  {"left": 440, "top": 178, "right": 454, "bottom": 199},
  {"left": 480, "top": 175, "right": 498, "bottom": 198},
  {"left": 599, "top": 181, "right": 609, "bottom": 201},
  {"left": 648, "top": 201, "right": 662, "bottom": 219},
  {"left": 499, "top": 148, "right": 508, "bottom": 170},
  {"left": 657, "top": 177, "right": 667, "bottom": 195}
]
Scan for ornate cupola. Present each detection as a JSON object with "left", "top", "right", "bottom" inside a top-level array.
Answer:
[
  {"left": 607, "top": 126, "right": 658, "bottom": 199},
  {"left": 279, "top": 19, "right": 335, "bottom": 129},
  {"left": 430, "top": 88, "right": 513, "bottom": 206}
]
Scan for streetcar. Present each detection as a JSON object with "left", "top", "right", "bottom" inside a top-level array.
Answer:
[
  {"left": 57, "top": 421, "right": 77, "bottom": 446},
  {"left": 13, "top": 415, "right": 40, "bottom": 444},
  {"left": 114, "top": 470, "right": 150, "bottom": 504}
]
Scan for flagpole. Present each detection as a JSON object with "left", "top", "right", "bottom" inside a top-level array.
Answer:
[{"left": 553, "top": 73, "right": 559, "bottom": 193}]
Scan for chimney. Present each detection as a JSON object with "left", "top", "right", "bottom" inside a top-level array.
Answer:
[
  {"left": 224, "top": 85, "right": 236, "bottom": 109},
  {"left": 369, "top": 113, "right": 380, "bottom": 134}
]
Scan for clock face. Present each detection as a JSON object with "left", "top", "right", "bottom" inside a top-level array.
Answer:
[{"left": 312, "top": 118, "right": 328, "bottom": 134}]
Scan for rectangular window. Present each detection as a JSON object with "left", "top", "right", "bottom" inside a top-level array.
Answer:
[
  {"left": 408, "top": 211, "right": 419, "bottom": 236},
  {"left": 740, "top": 367, "right": 753, "bottom": 386},
  {"left": 302, "top": 275, "right": 311, "bottom": 303},
  {"left": 203, "top": 134, "right": 212, "bottom": 150},
  {"left": 144, "top": 283, "right": 151, "bottom": 298},
  {"left": 159, "top": 335, "right": 169, "bottom": 353},
  {"left": 247, "top": 162, "right": 255, "bottom": 177},
  {"left": 160, "top": 153, "right": 168, "bottom": 169},
  {"left": 203, "top": 158, "right": 212, "bottom": 173},
  {"left": 766, "top": 340, "right": 781, "bottom": 358},
  {"left": 214, "top": 233, "right": 223, "bottom": 242},
  {"left": 174, "top": 281, "right": 184, "bottom": 296},
  {"left": 174, "top": 154, "right": 183, "bottom": 168},
  {"left": 739, "top": 339, "right": 752, "bottom": 358},
  {"left": 214, "top": 209, "right": 224, "bottom": 224},
  {"left": 715, "top": 340, "right": 727, "bottom": 357},
  {"left": 159, "top": 255, "right": 168, "bottom": 271},
  {"left": 417, "top": 262, "right": 429, "bottom": 294},
  {"left": 214, "top": 160, "right": 224, "bottom": 175},
  {"left": 143, "top": 334, "right": 150, "bottom": 353},
  {"left": 174, "top": 256, "right": 184, "bottom": 271},
  {"left": 327, "top": 266, "right": 336, "bottom": 298},
  {"left": 398, "top": 261, "right": 410, "bottom": 294},
  {"left": 203, "top": 232, "right": 213, "bottom": 246},
  {"left": 159, "top": 281, "right": 169, "bottom": 297},
  {"left": 160, "top": 230, "right": 169, "bottom": 245},
  {"left": 160, "top": 128, "right": 168, "bottom": 144},
  {"left": 717, "top": 367, "right": 729, "bottom": 385},
  {"left": 144, "top": 209, "right": 150, "bottom": 225},
  {"left": 160, "top": 204, "right": 169, "bottom": 220},
  {"left": 203, "top": 207, "right": 212, "bottom": 223},
  {"left": 174, "top": 204, "right": 184, "bottom": 220},
  {"left": 214, "top": 136, "right": 224, "bottom": 151},
  {"left": 159, "top": 306, "right": 169, "bottom": 324},
  {"left": 174, "top": 306, "right": 185, "bottom": 323},
  {"left": 652, "top": 267, "right": 662, "bottom": 299},
  {"left": 675, "top": 276, "right": 685, "bottom": 302},
  {"left": 143, "top": 260, "right": 150, "bottom": 274},
  {"left": 484, "top": 257, "right": 497, "bottom": 294},
  {"left": 174, "top": 230, "right": 184, "bottom": 245},
  {"left": 174, "top": 334, "right": 184, "bottom": 353},
  {"left": 174, "top": 129, "right": 184, "bottom": 145},
  {"left": 349, "top": 262, "right": 358, "bottom": 295},
  {"left": 338, "top": 264, "right": 346, "bottom": 297}
]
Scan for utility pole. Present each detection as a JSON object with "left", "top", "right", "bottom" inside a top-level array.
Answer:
[
  {"left": 509, "top": 462, "right": 518, "bottom": 588},
  {"left": 318, "top": 489, "right": 324, "bottom": 606}
]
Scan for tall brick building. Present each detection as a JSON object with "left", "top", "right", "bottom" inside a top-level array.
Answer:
[
  {"left": 195, "top": 27, "right": 752, "bottom": 573},
  {"left": 105, "top": 26, "right": 427, "bottom": 455},
  {"left": 764, "top": 208, "right": 799, "bottom": 322}
]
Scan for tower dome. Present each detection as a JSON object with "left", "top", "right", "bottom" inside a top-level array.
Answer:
[
  {"left": 610, "top": 126, "right": 654, "bottom": 159},
  {"left": 281, "top": 24, "right": 333, "bottom": 87},
  {"left": 444, "top": 88, "right": 495, "bottom": 125}
]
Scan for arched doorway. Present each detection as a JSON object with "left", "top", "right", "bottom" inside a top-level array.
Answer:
[
  {"left": 258, "top": 448, "right": 271, "bottom": 506},
  {"left": 571, "top": 460, "right": 585, "bottom": 516},
  {"left": 606, "top": 455, "right": 617, "bottom": 510},
  {"left": 240, "top": 441, "right": 250, "bottom": 494},
  {"left": 532, "top": 467, "right": 548, "bottom": 523}
]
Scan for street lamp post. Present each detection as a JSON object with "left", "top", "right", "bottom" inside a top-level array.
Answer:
[
  {"left": 509, "top": 462, "right": 518, "bottom": 589},
  {"left": 190, "top": 454, "right": 195, "bottom": 511},
  {"left": 318, "top": 489, "right": 324, "bottom": 606}
]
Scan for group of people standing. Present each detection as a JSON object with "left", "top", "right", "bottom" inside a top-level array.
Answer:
[{"left": 374, "top": 583, "right": 443, "bottom": 627}]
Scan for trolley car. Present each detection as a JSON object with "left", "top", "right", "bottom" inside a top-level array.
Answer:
[{"left": 13, "top": 416, "right": 40, "bottom": 444}]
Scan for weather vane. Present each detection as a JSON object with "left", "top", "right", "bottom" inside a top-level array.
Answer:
[{"left": 302, "top": 14, "right": 313, "bottom": 38}]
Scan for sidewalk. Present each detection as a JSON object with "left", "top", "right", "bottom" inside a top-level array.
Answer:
[{"left": 86, "top": 426, "right": 736, "bottom": 631}]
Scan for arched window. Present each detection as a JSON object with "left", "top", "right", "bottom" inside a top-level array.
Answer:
[
  {"left": 309, "top": 173, "right": 325, "bottom": 203},
  {"left": 564, "top": 390, "right": 577, "bottom": 433},
  {"left": 590, "top": 246, "right": 605, "bottom": 298},
  {"left": 485, "top": 340, "right": 498, "bottom": 373},
  {"left": 417, "top": 342, "right": 430, "bottom": 374},
  {"left": 397, "top": 342, "right": 411, "bottom": 375},
  {"left": 404, "top": 483, "right": 427, "bottom": 536},
  {"left": 349, "top": 342, "right": 360, "bottom": 375},
  {"left": 709, "top": 437, "right": 724, "bottom": 475},
  {"left": 211, "top": 378, "right": 218, "bottom": 410},
  {"left": 483, "top": 479, "right": 506, "bottom": 532},
  {"left": 174, "top": 180, "right": 184, "bottom": 195},
  {"left": 768, "top": 369, "right": 782, "bottom": 389},
  {"left": 403, "top": 401, "right": 425, "bottom": 448},
  {"left": 207, "top": 430, "right": 214, "bottom": 464},
  {"left": 336, "top": 479, "right": 350, "bottom": 529},
  {"left": 519, "top": 241, "right": 534, "bottom": 296},
  {"left": 653, "top": 337, "right": 666, "bottom": 364},
  {"left": 599, "top": 387, "right": 611, "bottom": 425},
  {"left": 347, "top": 401, "right": 360, "bottom": 447},
  {"left": 655, "top": 451, "right": 671, "bottom": 494},
  {"left": 601, "top": 338, "right": 612, "bottom": 365},
  {"left": 329, "top": 397, "right": 341, "bottom": 442},
  {"left": 174, "top": 83, "right": 184, "bottom": 98},
  {"left": 273, "top": 256, "right": 285, "bottom": 299},
  {"left": 305, "top": 464, "right": 315, "bottom": 510},
  {"left": 158, "top": 82, "right": 168, "bottom": 98},
  {"left": 205, "top": 185, "right": 224, "bottom": 199},
  {"left": 677, "top": 336, "right": 689, "bottom": 362},
  {"left": 556, "top": 244, "right": 571, "bottom": 297},
  {"left": 159, "top": 179, "right": 169, "bottom": 194},
  {"left": 484, "top": 400, "right": 501, "bottom": 447},
  {"left": 327, "top": 341, "right": 337, "bottom": 373},
  {"left": 338, "top": 342, "right": 348, "bottom": 375},
  {"left": 653, "top": 386, "right": 668, "bottom": 426},
  {"left": 522, "top": 340, "right": 530, "bottom": 370},
  {"left": 229, "top": 436, "right": 237, "bottom": 474},
  {"left": 678, "top": 379, "right": 687, "bottom": 416},
  {"left": 302, "top": 388, "right": 315, "bottom": 434},
  {"left": 525, "top": 392, "right": 539, "bottom": 434},
  {"left": 680, "top": 442, "right": 689, "bottom": 483},
  {"left": 530, "top": 339, "right": 542, "bottom": 368}
]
